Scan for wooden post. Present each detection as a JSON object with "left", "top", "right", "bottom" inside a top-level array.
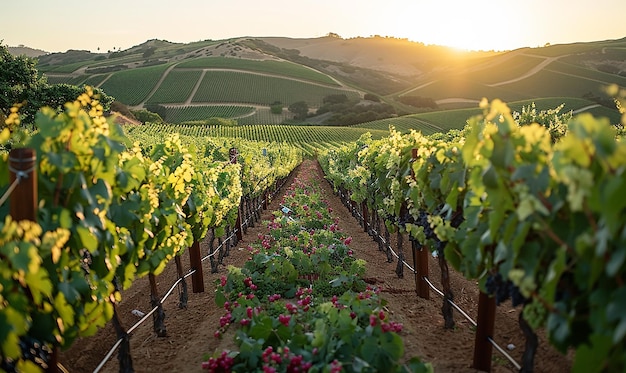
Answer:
[
  {"left": 411, "top": 240, "right": 429, "bottom": 299},
  {"left": 9, "top": 148, "right": 37, "bottom": 222},
  {"left": 8, "top": 149, "right": 61, "bottom": 370},
  {"left": 473, "top": 292, "right": 496, "bottom": 372},
  {"left": 188, "top": 241, "right": 205, "bottom": 293}
]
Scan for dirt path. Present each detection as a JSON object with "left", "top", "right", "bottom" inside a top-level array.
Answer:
[
  {"left": 59, "top": 160, "right": 571, "bottom": 373},
  {"left": 487, "top": 55, "right": 563, "bottom": 87}
]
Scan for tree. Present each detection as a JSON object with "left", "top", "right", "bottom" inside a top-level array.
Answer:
[
  {"left": 142, "top": 46, "right": 156, "bottom": 58},
  {"left": 270, "top": 101, "right": 283, "bottom": 115},
  {"left": 288, "top": 101, "right": 309, "bottom": 120},
  {"left": 364, "top": 93, "right": 381, "bottom": 102},
  {"left": 0, "top": 43, "right": 113, "bottom": 126},
  {"left": 323, "top": 94, "right": 349, "bottom": 105},
  {"left": 0, "top": 42, "right": 47, "bottom": 123}
]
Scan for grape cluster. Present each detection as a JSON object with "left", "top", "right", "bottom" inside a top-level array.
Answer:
[
  {"left": 415, "top": 210, "right": 437, "bottom": 240},
  {"left": 484, "top": 273, "right": 527, "bottom": 307},
  {"left": 1, "top": 336, "right": 52, "bottom": 372}
]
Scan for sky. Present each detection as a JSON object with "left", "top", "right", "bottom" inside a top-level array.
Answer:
[{"left": 3, "top": 0, "right": 626, "bottom": 53}]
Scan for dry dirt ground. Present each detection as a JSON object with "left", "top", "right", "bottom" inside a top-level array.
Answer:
[{"left": 59, "top": 159, "right": 572, "bottom": 373}]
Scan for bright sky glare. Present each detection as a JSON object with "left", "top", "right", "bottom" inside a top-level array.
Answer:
[{"left": 2, "top": 0, "right": 625, "bottom": 53}]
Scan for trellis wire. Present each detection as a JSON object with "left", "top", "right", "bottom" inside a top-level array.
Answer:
[
  {"left": 0, "top": 166, "right": 34, "bottom": 207},
  {"left": 94, "top": 176, "right": 290, "bottom": 372},
  {"left": 348, "top": 197, "right": 522, "bottom": 371}
]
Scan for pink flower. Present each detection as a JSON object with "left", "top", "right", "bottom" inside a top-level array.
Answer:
[
  {"left": 263, "top": 365, "right": 276, "bottom": 373},
  {"left": 369, "top": 314, "right": 377, "bottom": 327},
  {"left": 278, "top": 314, "right": 291, "bottom": 326},
  {"left": 344, "top": 237, "right": 352, "bottom": 245},
  {"left": 330, "top": 359, "right": 342, "bottom": 373}
]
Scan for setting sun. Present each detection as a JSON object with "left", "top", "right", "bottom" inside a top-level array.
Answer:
[{"left": 388, "top": 0, "right": 529, "bottom": 51}]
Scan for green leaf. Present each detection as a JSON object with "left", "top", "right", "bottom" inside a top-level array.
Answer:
[
  {"left": 360, "top": 337, "right": 379, "bottom": 362},
  {"left": 572, "top": 334, "right": 611, "bottom": 373},
  {"left": 380, "top": 331, "right": 404, "bottom": 360},
  {"left": 482, "top": 164, "right": 499, "bottom": 189},
  {"left": 215, "top": 290, "right": 226, "bottom": 308},
  {"left": 76, "top": 225, "right": 98, "bottom": 252},
  {"left": 59, "top": 208, "right": 73, "bottom": 228},
  {"left": 248, "top": 317, "right": 272, "bottom": 341}
]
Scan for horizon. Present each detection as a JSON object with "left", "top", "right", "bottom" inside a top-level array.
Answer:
[{"left": 3, "top": 0, "right": 626, "bottom": 53}]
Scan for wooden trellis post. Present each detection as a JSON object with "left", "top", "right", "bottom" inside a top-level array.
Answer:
[
  {"left": 473, "top": 292, "right": 496, "bottom": 372},
  {"left": 188, "top": 241, "right": 205, "bottom": 293},
  {"left": 9, "top": 148, "right": 37, "bottom": 221}
]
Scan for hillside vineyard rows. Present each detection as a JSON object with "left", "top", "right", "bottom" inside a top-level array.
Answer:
[{"left": 41, "top": 37, "right": 626, "bottom": 127}]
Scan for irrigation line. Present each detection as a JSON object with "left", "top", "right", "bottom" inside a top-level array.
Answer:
[
  {"left": 488, "top": 337, "right": 522, "bottom": 370},
  {"left": 93, "top": 339, "right": 123, "bottom": 373},
  {"left": 422, "top": 277, "right": 477, "bottom": 328},
  {"left": 96, "top": 194, "right": 270, "bottom": 370},
  {"left": 160, "top": 277, "right": 185, "bottom": 307},
  {"left": 201, "top": 231, "right": 237, "bottom": 261},
  {"left": 349, "top": 201, "right": 521, "bottom": 371},
  {"left": 0, "top": 172, "right": 25, "bottom": 207},
  {"left": 96, "top": 275, "right": 188, "bottom": 371}
]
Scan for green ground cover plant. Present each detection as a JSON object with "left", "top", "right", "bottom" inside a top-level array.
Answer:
[{"left": 204, "top": 163, "right": 432, "bottom": 372}]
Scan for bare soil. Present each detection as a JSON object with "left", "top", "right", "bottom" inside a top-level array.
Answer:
[{"left": 59, "top": 159, "right": 572, "bottom": 373}]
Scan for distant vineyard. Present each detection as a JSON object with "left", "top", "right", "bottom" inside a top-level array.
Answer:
[
  {"left": 176, "top": 57, "right": 338, "bottom": 86},
  {"left": 45, "top": 75, "right": 87, "bottom": 85},
  {"left": 100, "top": 63, "right": 172, "bottom": 105},
  {"left": 355, "top": 116, "right": 442, "bottom": 135},
  {"left": 123, "top": 122, "right": 389, "bottom": 155},
  {"left": 236, "top": 107, "right": 293, "bottom": 125},
  {"left": 191, "top": 71, "right": 359, "bottom": 106},
  {"left": 83, "top": 74, "right": 109, "bottom": 87},
  {"left": 163, "top": 105, "right": 255, "bottom": 123},
  {"left": 146, "top": 70, "right": 203, "bottom": 104}
]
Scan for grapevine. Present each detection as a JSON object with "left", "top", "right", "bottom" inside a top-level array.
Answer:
[{"left": 320, "top": 98, "right": 626, "bottom": 371}]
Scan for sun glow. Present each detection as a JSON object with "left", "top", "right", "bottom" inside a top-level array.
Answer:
[{"left": 389, "top": 0, "right": 527, "bottom": 51}]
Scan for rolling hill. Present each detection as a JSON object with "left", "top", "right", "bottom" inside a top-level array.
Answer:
[{"left": 29, "top": 35, "right": 626, "bottom": 127}]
